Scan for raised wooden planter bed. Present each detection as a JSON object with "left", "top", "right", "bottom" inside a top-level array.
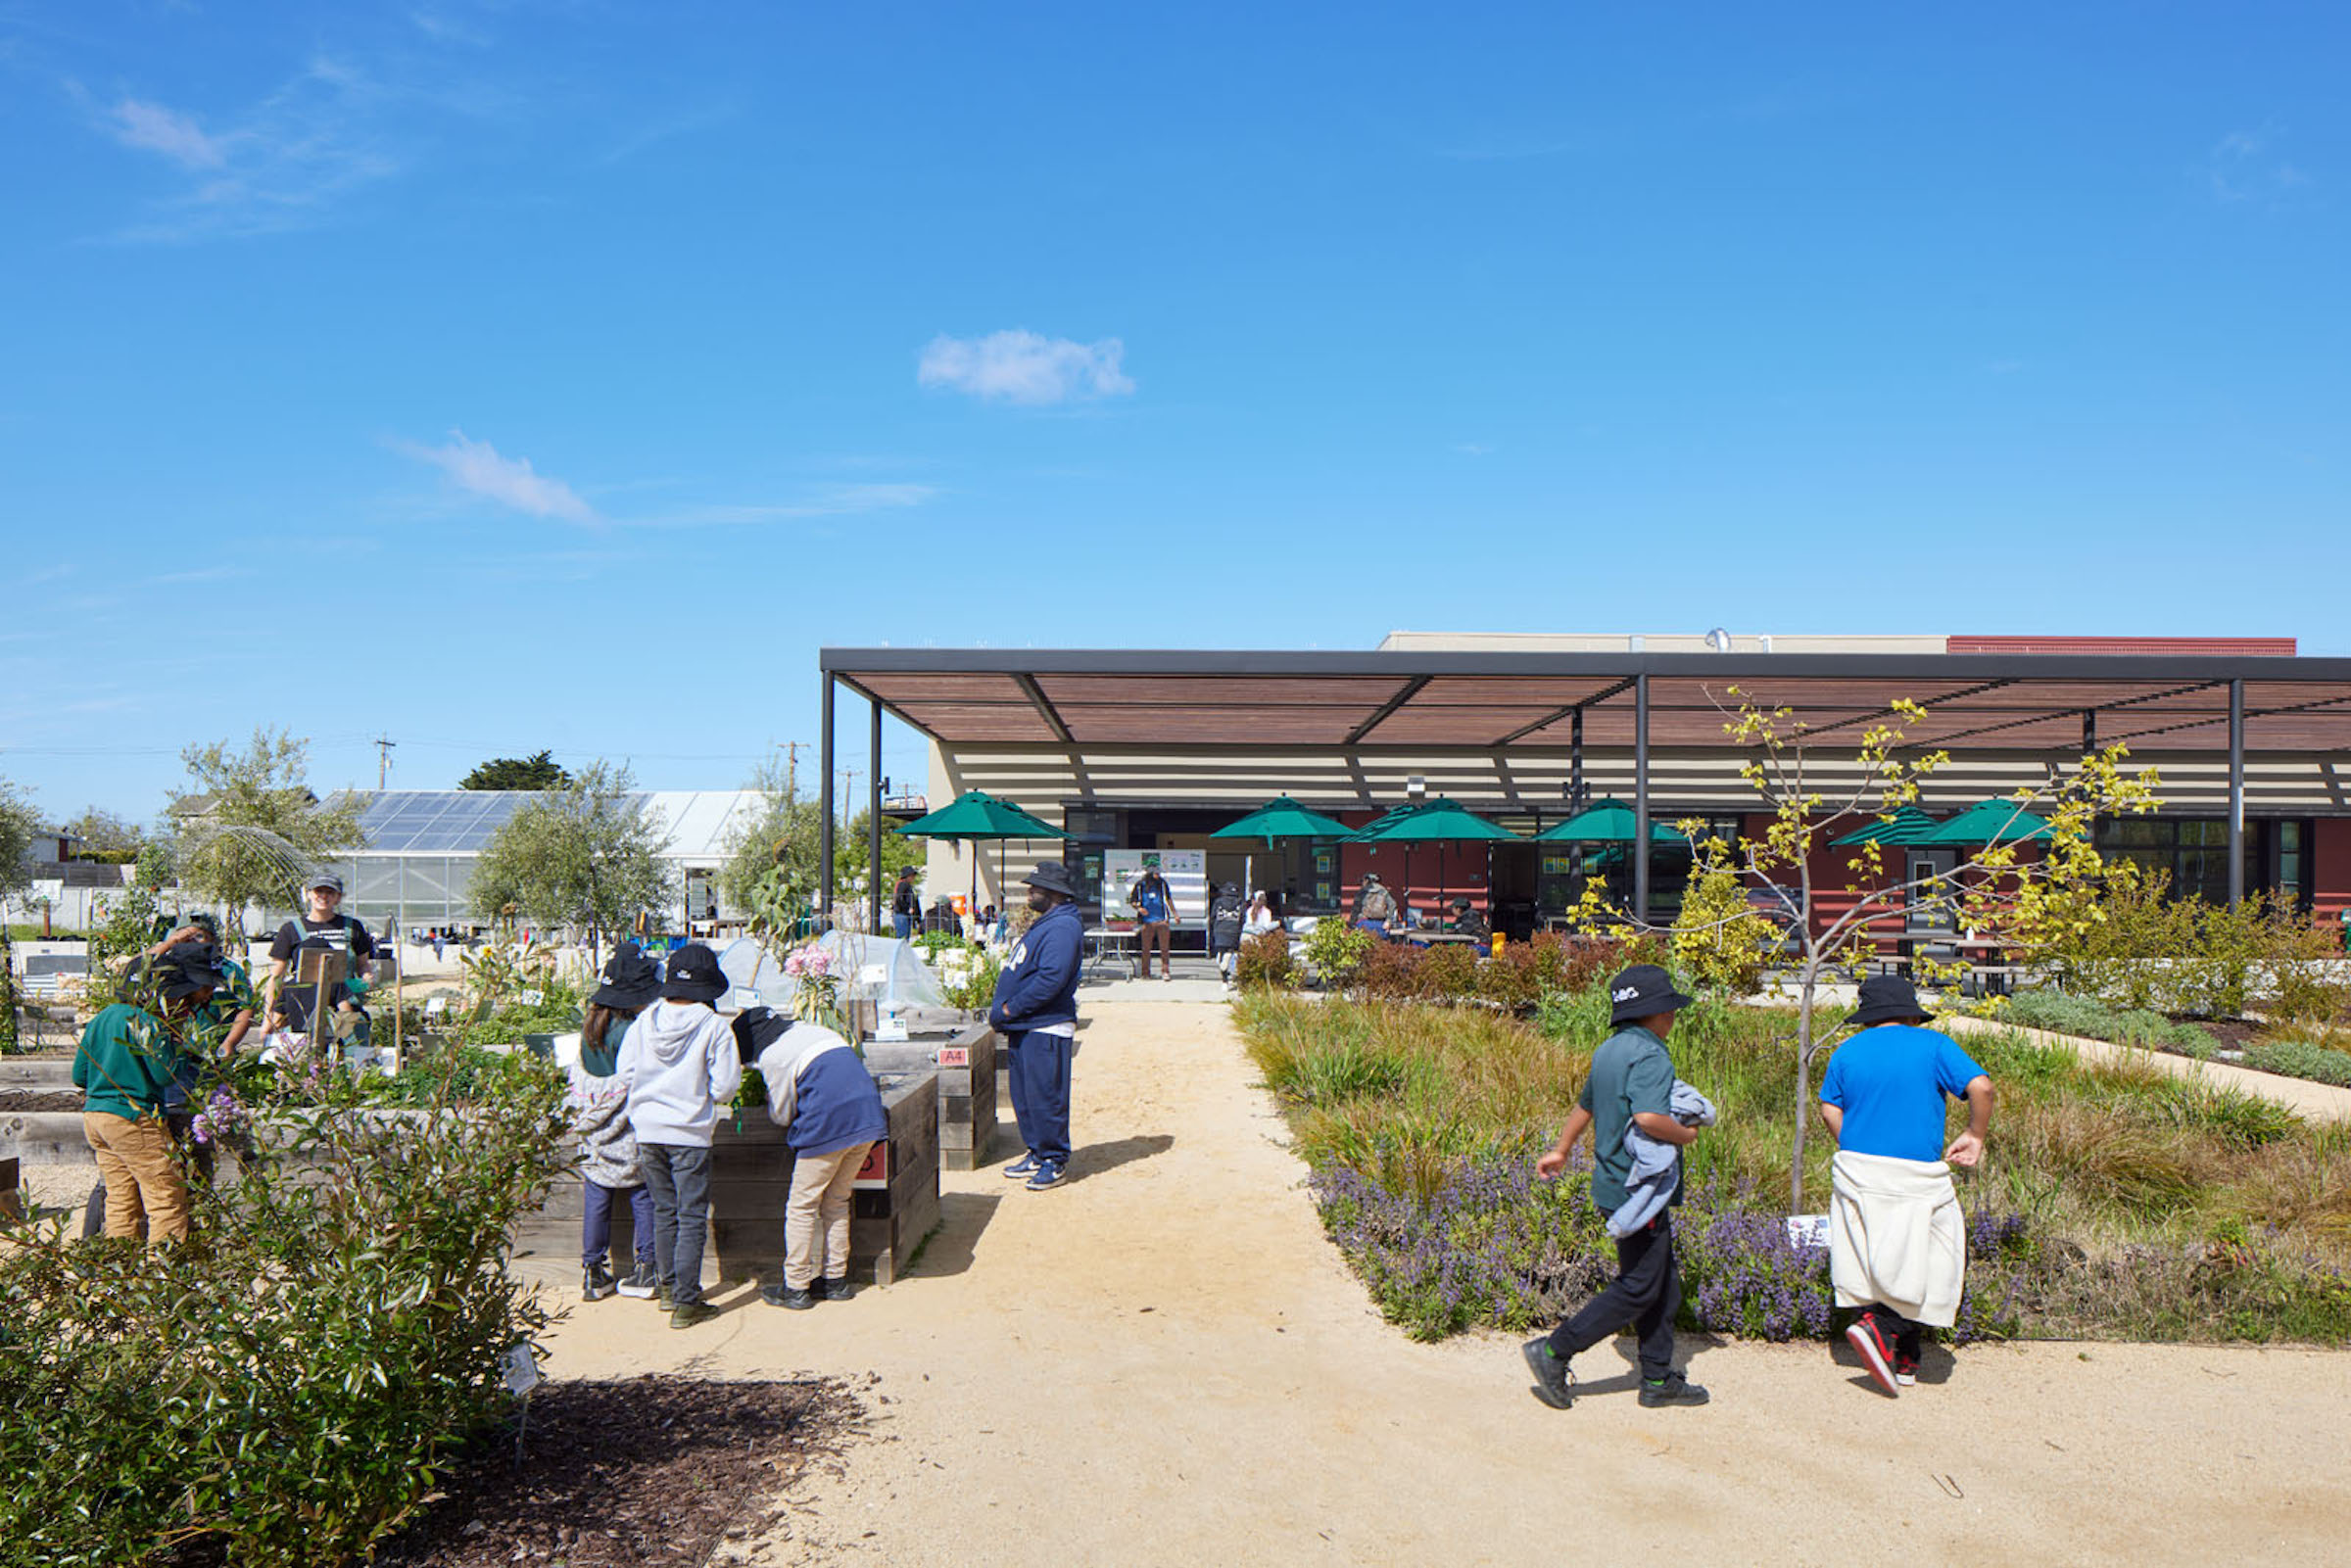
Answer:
[
  {"left": 862, "top": 1021, "right": 997, "bottom": 1170},
  {"left": 705, "top": 1069, "right": 939, "bottom": 1288}
]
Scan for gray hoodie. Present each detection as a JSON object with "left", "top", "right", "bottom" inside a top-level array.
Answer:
[
  {"left": 1606, "top": 1079, "right": 1718, "bottom": 1238},
  {"left": 616, "top": 1000, "right": 744, "bottom": 1148}
]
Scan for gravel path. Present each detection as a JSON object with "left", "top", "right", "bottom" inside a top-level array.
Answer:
[{"left": 533, "top": 999, "right": 2351, "bottom": 1566}]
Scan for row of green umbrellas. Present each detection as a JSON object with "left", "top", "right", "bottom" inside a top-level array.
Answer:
[{"left": 891, "top": 788, "right": 2050, "bottom": 922}]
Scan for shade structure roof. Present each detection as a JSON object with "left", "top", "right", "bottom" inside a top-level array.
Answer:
[
  {"left": 1913, "top": 798, "right": 2053, "bottom": 845},
  {"left": 823, "top": 647, "right": 2351, "bottom": 755},
  {"left": 894, "top": 790, "right": 1073, "bottom": 842},
  {"left": 1350, "top": 797, "right": 1521, "bottom": 843},
  {"left": 1210, "top": 796, "right": 1358, "bottom": 842},
  {"left": 1533, "top": 798, "right": 1690, "bottom": 843},
  {"left": 1827, "top": 805, "right": 1944, "bottom": 848}
]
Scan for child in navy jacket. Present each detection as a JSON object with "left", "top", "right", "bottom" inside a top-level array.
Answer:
[{"left": 752, "top": 1012, "right": 889, "bottom": 1309}]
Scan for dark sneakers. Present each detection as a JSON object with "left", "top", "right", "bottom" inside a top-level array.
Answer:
[
  {"left": 1846, "top": 1314, "right": 1900, "bottom": 1398},
  {"left": 615, "top": 1261, "right": 657, "bottom": 1300},
  {"left": 761, "top": 1283, "right": 818, "bottom": 1310},
  {"left": 815, "top": 1276, "right": 858, "bottom": 1303},
  {"left": 1638, "top": 1373, "right": 1710, "bottom": 1407},
  {"left": 669, "top": 1300, "right": 721, "bottom": 1329},
  {"left": 1521, "top": 1338, "right": 1575, "bottom": 1409},
  {"left": 582, "top": 1261, "right": 616, "bottom": 1302}
]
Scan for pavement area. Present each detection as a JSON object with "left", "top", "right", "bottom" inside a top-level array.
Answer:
[{"left": 531, "top": 998, "right": 2351, "bottom": 1566}]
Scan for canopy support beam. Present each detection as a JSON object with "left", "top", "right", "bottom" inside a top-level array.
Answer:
[
  {"left": 1633, "top": 674, "right": 1652, "bottom": 925},
  {"left": 1492, "top": 676, "right": 1636, "bottom": 748},
  {"left": 1347, "top": 676, "right": 1430, "bottom": 744},
  {"left": 819, "top": 674, "right": 836, "bottom": 929},
  {"left": 868, "top": 699, "right": 885, "bottom": 933},
  {"left": 2229, "top": 678, "right": 2245, "bottom": 907},
  {"left": 1015, "top": 673, "right": 1076, "bottom": 744},
  {"left": 1569, "top": 707, "right": 1586, "bottom": 810}
]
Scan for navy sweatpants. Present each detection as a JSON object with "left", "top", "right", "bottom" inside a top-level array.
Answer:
[{"left": 1004, "top": 1027, "right": 1073, "bottom": 1167}]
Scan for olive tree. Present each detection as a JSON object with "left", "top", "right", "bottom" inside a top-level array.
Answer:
[
  {"left": 173, "top": 729, "right": 363, "bottom": 934},
  {"left": 469, "top": 761, "right": 674, "bottom": 963}
]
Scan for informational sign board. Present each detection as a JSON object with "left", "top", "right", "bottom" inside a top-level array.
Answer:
[
  {"left": 1786, "top": 1215, "right": 1830, "bottom": 1251},
  {"left": 1100, "top": 849, "right": 1208, "bottom": 927}
]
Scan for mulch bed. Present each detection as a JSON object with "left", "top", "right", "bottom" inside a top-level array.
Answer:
[{"left": 365, "top": 1375, "right": 866, "bottom": 1567}]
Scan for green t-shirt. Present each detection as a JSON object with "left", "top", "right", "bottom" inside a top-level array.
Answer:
[
  {"left": 1577, "top": 1024, "right": 1677, "bottom": 1213},
  {"left": 72, "top": 1002, "right": 191, "bottom": 1120}
]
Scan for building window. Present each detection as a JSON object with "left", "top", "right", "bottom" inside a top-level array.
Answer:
[{"left": 2094, "top": 817, "right": 2274, "bottom": 905}]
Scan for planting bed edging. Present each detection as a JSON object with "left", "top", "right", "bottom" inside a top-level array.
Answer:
[{"left": 1941, "top": 1013, "right": 2351, "bottom": 1122}]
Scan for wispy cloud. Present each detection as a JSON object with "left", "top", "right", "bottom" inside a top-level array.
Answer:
[
  {"left": 1452, "top": 442, "right": 1498, "bottom": 456},
  {"left": 397, "top": 430, "right": 599, "bottom": 524},
  {"left": 2199, "top": 122, "right": 2313, "bottom": 205},
  {"left": 110, "top": 98, "right": 228, "bottom": 169},
  {"left": 637, "top": 483, "right": 940, "bottom": 528},
  {"left": 918, "top": 330, "right": 1134, "bottom": 405},
  {"left": 144, "top": 564, "right": 256, "bottom": 587}
]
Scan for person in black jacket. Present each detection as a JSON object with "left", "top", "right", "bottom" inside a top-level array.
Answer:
[
  {"left": 891, "top": 867, "right": 920, "bottom": 941},
  {"left": 988, "top": 863, "right": 1084, "bottom": 1190},
  {"left": 1209, "top": 881, "right": 1245, "bottom": 984}
]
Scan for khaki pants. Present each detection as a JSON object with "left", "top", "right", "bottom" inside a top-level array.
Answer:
[
  {"left": 785, "top": 1143, "right": 870, "bottom": 1288},
  {"left": 84, "top": 1112, "right": 190, "bottom": 1243}
]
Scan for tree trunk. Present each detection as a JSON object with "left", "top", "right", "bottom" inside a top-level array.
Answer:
[{"left": 1791, "top": 958, "right": 1816, "bottom": 1213}]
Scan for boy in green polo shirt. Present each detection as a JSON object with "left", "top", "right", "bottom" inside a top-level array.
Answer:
[
  {"left": 72, "top": 942, "right": 224, "bottom": 1243},
  {"left": 1520, "top": 964, "right": 1711, "bottom": 1410}
]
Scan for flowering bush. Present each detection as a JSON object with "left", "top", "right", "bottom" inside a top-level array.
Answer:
[{"left": 785, "top": 943, "right": 841, "bottom": 1027}]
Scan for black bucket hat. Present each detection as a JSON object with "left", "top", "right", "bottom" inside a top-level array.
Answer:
[
  {"left": 1847, "top": 974, "right": 1935, "bottom": 1027},
  {"left": 590, "top": 940, "right": 662, "bottom": 1011},
  {"left": 1023, "top": 862, "right": 1080, "bottom": 901},
  {"left": 659, "top": 942, "right": 730, "bottom": 1003},
  {"left": 153, "top": 940, "right": 231, "bottom": 1002},
  {"left": 731, "top": 1004, "right": 792, "bottom": 1065},
  {"left": 1607, "top": 963, "right": 1696, "bottom": 1025}
]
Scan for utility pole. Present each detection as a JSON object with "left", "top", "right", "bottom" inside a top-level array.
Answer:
[
  {"left": 374, "top": 736, "right": 397, "bottom": 789},
  {"left": 783, "top": 740, "right": 802, "bottom": 799}
]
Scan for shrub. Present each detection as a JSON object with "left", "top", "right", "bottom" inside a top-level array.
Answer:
[
  {"left": 2243, "top": 1039, "right": 2351, "bottom": 1089},
  {"left": 1476, "top": 932, "right": 1569, "bottom": 1010},
  {"left": 942, "top": 950, "right": 1001, "bottom": 1013},
  {"left": 2002, "top": 989, "right": 2219, "bottom": 1056},
  {"left": 1301, "top": 917, "right": 1373, "bottom": 989},
  {"left": 0, "top": 1046, "right": 572, "bottom": 1567},
  {"left": 1234, "top": 928, "right": 1296, "bottom": 989},
  {"left": 1356, "top": 940, "right": 1423, "bottom": 1001},
  {"left": 2041, "top": 875, "right": 2346, "bottom": 1022}
]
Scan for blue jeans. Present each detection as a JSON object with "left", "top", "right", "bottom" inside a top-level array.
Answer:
[
  {"left": 638, "top": 1144, "right": 713, "bottom": 1306},
  {"left": 893, "top": 912, "right": 914, "bottom": 940},
  {"left": 583, "top": 1180, "right": 655, "bottom": 1270},
  {"left": 1004, "top": 1028, "right": 1073, "bottom": 1167}
]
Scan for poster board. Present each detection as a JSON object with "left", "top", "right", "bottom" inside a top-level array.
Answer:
[{"left": 1100, "top": 849, "right": 1207, "bottom": 927}]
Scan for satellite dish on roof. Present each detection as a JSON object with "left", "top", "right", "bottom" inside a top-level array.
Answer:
[{"left": 1704, "top": 628, "right": 1734, "bottom": 652}]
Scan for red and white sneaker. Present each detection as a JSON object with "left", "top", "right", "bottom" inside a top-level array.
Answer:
[{"left": 1846, "top": 1315, "right": 1900, "bottom": 1397}]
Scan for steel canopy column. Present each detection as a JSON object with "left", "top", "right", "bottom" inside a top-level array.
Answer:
[
  {"left": 1569, "top": 707, "right": 1586, "bottom": 809},
  {"left": 1633, "top": 675, "right": 1652, "bottom": 925},
  {"left": 819, "top": 674, "right": 836, "bottom": 930},
  {"left": 868, "top": 700, "right": 885, "bottom": 932},
  {"left": 2228, "top": 678, "right": 2245, "bottom": 907}
]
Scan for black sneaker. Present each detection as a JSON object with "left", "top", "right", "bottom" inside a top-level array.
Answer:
[
  {"left": 1638, "top": 1373, "right": 1710, "bottom": 1407},
  {"left": 816, "top": 1276, "right": 858, "bottom": 1303},
  {"left": 615, "top": 1261, "right": 657, "bottom": 1300},
  {"left": 1521, "top": 1338, "right": 1575, "bottom": 1409},
  {"left": 582, "top": 1262, "right": 616, "bottom": 1302},
  {"left": 761, "top": 1283, "right": 818, "bottom": 1310},
  {"left": 669, "top": 1300, "right": 721, "bottom": 1329}
]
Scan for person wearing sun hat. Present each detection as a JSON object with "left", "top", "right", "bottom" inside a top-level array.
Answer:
[
  {"left": 1819, "top": 974, "right": 1993, "bottom": 1397},
  {"left": 566, "top": 940, "right": 664, "bottom": 1303},
  {"left": 989, "top": 862, "right": 1085, "bottom": 1190},
  {"left": 1520, "top": 962, "right": 1712, "bottom": 1410},
  {"left": 617, "top": 941, "right": 743, "bottom": 1327},
  {"left": 73, "top": 940, "right": 227, "bottom": 1242}
]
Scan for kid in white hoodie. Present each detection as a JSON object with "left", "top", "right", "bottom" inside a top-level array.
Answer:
[{"left": 617, "top": 943, "right": 742, "bottom": 1327}]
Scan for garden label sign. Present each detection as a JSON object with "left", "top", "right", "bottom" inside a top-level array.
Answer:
[{"left": 1101, "top": 849, "right": 1207, "bottom": 927}]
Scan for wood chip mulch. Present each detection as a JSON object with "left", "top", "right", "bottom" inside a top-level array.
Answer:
[{"left": 367, "top": 1374, "right": 867, "bottom": 1567}]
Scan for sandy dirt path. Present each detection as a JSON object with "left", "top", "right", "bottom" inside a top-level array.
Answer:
[{"left": 534, "top": 1000, "right": 2351, "bottom": 1566}]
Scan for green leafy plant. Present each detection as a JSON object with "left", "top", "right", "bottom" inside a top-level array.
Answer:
[
  {"left": 0, "top": 1043, "right": 573, "bottom": 1566},
  {"left": 2001, "top": 989, "right": 2221, "bottom": 1057},
  {"left": 2243, "top": 1038, "right": 2351, "bottom": 1089},
  {"left": 1302, "top": 916, "right": 1373, "bottom": 990},
  {"left": 941, "top": 950, "right": 1001, "bottom": 1013}
]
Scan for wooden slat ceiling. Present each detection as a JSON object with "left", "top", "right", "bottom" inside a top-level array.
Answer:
[{"left": 845, "top": 668, "right": 2351, "bottom": 752}]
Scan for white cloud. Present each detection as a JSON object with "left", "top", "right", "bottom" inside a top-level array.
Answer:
[
  {"left": 111, "top": 98, "right": 228, "bottom": 169},
  {"left": 639, "top": 483, "right": 939, "bottom": 528},
  {"left": 918, "top": 330, "right": 1134, "bottom": 405},
  {"left": 398, "top": 430, "right": 597, "bottom": 524},
  {"left": 2200, "top": 123, "right": 2314, "bottom": 204}
]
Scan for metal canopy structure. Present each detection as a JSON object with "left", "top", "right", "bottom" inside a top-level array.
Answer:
[{"left": 819, "top": 647, "right": 2351, "bottom": 918}]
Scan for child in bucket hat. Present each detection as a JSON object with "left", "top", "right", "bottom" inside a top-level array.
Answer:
[
  {"left": 1520, "top": 964, "right": 1712, "bottom": 1411},
  {"left": 617, "top": 942, "right": 742, "bottom": 1328},
  {"left": 566, "top": 941, "right": 664, "bottom": 1303}
]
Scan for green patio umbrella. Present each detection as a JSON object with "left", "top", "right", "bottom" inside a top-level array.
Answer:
[
  {"left": 1828, "top": 805, "right": 1944, "bottom": 848},
  {"left": 1914, "top": 798, "right": 2053, "bottom": 846},
  {"left": 1211, "top": 796, "right": 1359, "bottom": 908},
  {"left": 894, "top": 790, "right": 1075, "bottom": 922},
  {"left": 1351, "top": 797, "right": 1520, "bottom": 912},
  {"left": 1532, "top": 798, "right": 1690, "bottom": 843}
]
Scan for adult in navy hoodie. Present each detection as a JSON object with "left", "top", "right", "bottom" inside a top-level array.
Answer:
[{"left": 988, "top": 863, "right": 1084, "bottom": 1187}]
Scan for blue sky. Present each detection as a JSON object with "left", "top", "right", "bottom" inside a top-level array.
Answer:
[{"left": 3, "top": 2, "right": 2345, "bottom": 823}]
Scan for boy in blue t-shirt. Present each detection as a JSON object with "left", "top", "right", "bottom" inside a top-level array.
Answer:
[{"left": 1818, "top": 975, "right": 1993, "bottom": 1394}]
